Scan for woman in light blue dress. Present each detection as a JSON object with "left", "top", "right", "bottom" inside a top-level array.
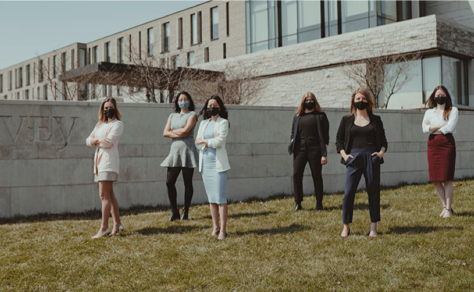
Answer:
[{"left": 195, "top": 96, "right": 230, "bottom": 241}]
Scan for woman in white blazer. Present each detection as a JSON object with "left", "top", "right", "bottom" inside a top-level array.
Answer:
[
  {"left": 86, "top": 98, "right": 124, "bottom": 238},
  {"left": 195, "top": 95, "right": 230, "bottom": 241}
]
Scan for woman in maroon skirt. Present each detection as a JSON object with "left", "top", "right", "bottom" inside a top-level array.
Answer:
[{"left": 422, "top": 85, "right": 459, "bottom": 218}]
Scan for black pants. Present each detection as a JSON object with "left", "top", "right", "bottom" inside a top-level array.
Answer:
[
  {"left": 166, "top": 167, "right": 194, "bottom": 210},
  {"left": 342, "top": 148, "right": 381, "bottom": 224},
  {"left": 293, "top": 139, "right": 323, "bottom": 204}
]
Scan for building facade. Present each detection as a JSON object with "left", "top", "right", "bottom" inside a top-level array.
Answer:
[{"left": 0, "top": 0, "right": 473, "bottom": 109}]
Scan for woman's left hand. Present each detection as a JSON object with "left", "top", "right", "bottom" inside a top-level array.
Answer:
[
  {"left": 371, "top": 152, "right": 384, "bottom": 159},
  {"left": 321, "top": 156, "right": 327, "bottom": 165},
  {"left": 195, "top": 139, "right": 208, "bottom": 146}
]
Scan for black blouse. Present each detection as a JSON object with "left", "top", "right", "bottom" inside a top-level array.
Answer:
[{"left": 350, "top": 123, "right": 376, "bottom": 149}]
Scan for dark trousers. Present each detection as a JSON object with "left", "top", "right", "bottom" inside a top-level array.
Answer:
[
  {"left": 342, "top": 148, "right": 381, "bottom": 224},
  {"left": 166, "top": 167, "right": 194, "bottom": 210},
  {"left": 293, "top": 139, "right": 323, "bottom": 204}
]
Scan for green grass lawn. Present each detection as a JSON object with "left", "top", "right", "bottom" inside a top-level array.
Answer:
[{"left": 1, "top": 180, "right": 474, "bottom": 291}]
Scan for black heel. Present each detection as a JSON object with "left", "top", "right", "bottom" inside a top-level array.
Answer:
[
  {"left": 180, "top": 209, "right": 189, "bottom": 220},
  {"left": 168, "top": 209, "right": 180, "bottom": 221}
]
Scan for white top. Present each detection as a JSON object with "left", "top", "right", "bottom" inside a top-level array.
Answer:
[
  {"left": 86, "top": 119, "right": 124, "bottom": 174},
  {"left": 196, "top": 117, "right": 231, "bottom": 173},
  {"left": 422, "top": 106, "right": 458, "bottom": 135}
]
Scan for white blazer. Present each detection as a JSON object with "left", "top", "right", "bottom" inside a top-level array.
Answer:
[
  {"left": 196, "top": 117, "right": 231, "bottom": 173},
  {"left": 86, "top": 119, "right": 124, "bottom": 174}
]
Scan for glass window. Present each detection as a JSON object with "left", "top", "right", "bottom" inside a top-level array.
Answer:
[
  {"left": 148, "top": 28, "right": 154, "bottom": 56},
  {"left": 178, "top": 18, "right": 183, "bottom": 48},
  {"left": 188, "top": 51, "right": 195, "bottom": 66},
  {"left": 71, "top": 49, "right": 75, "bottom": 69},
  {"left": 25, "top": 89, "right": 29, "bottom": 100},
  {"left": 53, "top": 56, "right": 57, "bottom": 78},
  {"left": 246, "top": 0, "right": 277, "bottom": 53},
  {"left": 0, "top": 74, "right": 3, "bottom": 93},
  {"left": 191, "top": 13, "right": 198, "bottom": 45},
  {"left": 422, "top": 56, "right": 441, "bottom": 103},
  {"left": 80, "top": 49, "right": 87, "bottom": 67},
  {"left": 163, "top": 22, "right": 170, "bottom": 52},
  {"left": 26, "top": 65, "right": 31, "bottom": 86},
  {"left": 61, "top": 52, "right": 66, "bottom": 73},
  {"left": 204, "top": 47, "right": 209, "bottom": 63},
  {"left": 281, "top": 0, "right": 297, "bottom": 46},
  {"left": 211, "top": 6, "right": 219, "bottom": 40},
  {"left": 377, "top": 0, "right": 397, "bottom": 26},
  {"left": 341, "top": 1, "right": 371, "bottom": 33},
  {"left": 38, "top": 60, "right": 43, "bottom": 82},
  {"left": 93, "top": 46, "right": 99, "bottom": 63},
  {"left": 442, "top": 55, "right": 467, "bottom": 105},
  {"left": 379, "top": 60, "right": 423, "bottom": 109},
  {"left": 174, "top": 55, "right": 180, "bottom": 68},
  {"left": 44, "top": 84, "right": 48, "bottom": 100},
  {"left": 298, "top": 0, "right": 321, "bottom": 43},
  {"left": 324, "top": 0, "right": 338, "bottom": 37},
  {"left": 18, "top": 67, "right": 23, "bottom": 88},
  {"left": 118, "top": 38, "right": 124, "bottom": 63},
  {"left": 9, "top": 71, "right": 12, "bottom": 90}
]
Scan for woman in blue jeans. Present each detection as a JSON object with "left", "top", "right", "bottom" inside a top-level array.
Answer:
[{"left": 335, "top": 88, "right": 387, "bottom": 238}]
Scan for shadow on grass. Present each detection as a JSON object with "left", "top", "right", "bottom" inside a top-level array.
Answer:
[
  {"left": 386, "top": 225, "right": 463, "bottom": 235},
  {"left": 194, "top": 211, "right": 277, "bottom": 220},
  {"left": 454, "top": 212, "right": 474, "bottom": 217},
  {"left": 321, "top": 203, "right": 390, "bottom": 211},
  {"left": 0, "top": 205, "right": 172, "bottom": 225},
  {"left": 233, "top": 223, "right": 311, "bottom": 236},
  {"left": 136, "top": 225, "right": 205, "bottom": 235}
]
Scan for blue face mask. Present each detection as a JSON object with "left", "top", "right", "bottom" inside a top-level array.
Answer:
[{"left": 178, "top": 101, "right": 190, "bottom": 110}]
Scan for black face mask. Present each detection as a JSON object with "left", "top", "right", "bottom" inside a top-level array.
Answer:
[
  {"left": 354, "top": 101, "right": 369, "bottom": 110},
  {"left": 304, "top": 102, "right": 315, "bottom": 110},
  {"left": 435, "top": 96, "right": 447, "bottom": 105},
  {"left": 207, "top": 107, "right": 220, "bottom": 117},
  {"left": 104, "top": 108, "right": 116, "bottom": 119}
]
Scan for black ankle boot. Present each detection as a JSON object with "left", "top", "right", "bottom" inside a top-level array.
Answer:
[
  {"left": 169, "top": 209, "right": 180, "bottom": 221},
  {"left": 181, "top": 208, "right": 189, "bottom": 220}
]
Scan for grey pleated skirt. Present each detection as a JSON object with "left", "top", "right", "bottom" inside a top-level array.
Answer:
[{"left": 95, "top": 172, "right": 118, "bottom": 182}]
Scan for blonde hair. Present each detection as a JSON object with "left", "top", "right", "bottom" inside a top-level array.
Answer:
[{"left": 297, "top": 92, "right": 322, "bottom": 116}]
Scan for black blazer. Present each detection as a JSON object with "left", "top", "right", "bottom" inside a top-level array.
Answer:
[
  {"left": 335, "top": 113, "right": 388, "bottom": 164},
  {"left": 289, "top": 111, "right": 330, "bottom": 156}
]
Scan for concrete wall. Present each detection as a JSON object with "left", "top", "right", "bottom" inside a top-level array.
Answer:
[
  {"left": 1, "top": 100, "right": 474, "bottom": 218},
  {"left": 426, "top": 1, "right": 474, "bottom": 29}
]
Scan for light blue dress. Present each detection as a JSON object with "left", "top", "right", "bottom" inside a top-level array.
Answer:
[{"left": 202, "top": 122, "right": 228, "bottom": 204}]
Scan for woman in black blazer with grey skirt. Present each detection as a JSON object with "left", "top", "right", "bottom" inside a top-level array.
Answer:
[
  {"left": 289, "top": 92, "right": 329, "bottom": 212},
  {"left": 336, "top": 88, "right": 387, "bottom": 238}
]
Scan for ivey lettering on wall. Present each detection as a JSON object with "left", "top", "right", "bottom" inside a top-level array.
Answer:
[{"left": 0, "top": 115, "right": 79, "bottom": 145}]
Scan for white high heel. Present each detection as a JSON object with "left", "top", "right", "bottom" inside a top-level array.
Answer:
[{"left": 91, "top": 228, "right": 110, "bottom": 239}]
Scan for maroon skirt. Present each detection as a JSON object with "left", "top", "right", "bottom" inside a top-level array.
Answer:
[{"left": 427, "top": 134, "right": 456, "bottom": 182}]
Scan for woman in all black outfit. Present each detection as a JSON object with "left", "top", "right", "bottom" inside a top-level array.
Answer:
[
  {"left": 289, "top": 92, "right": 329, "bottom": 212},
  {"left": 336, "top": 88, "right": 387, "bottom": 238}
]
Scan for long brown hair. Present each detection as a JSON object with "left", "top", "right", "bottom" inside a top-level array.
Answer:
[
  {"left": 350, "top": 88, "right": 374, "bottom": 115},
  {"left": 296, "top": 92, "right": 322, "bottom": 116},
  {"left": 426, "top": 85, "right": 453, "bottom": 121},
  {"left": 96, "top": 97, "right": 122, "bottom": 128}
]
